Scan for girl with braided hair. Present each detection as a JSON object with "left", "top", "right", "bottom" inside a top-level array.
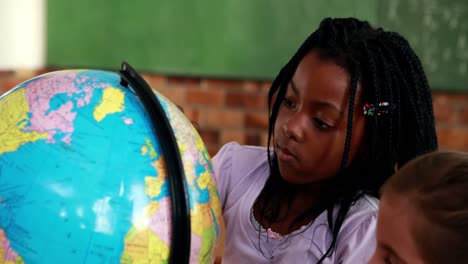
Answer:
[{"left": 213, "top": 17, "right": 437, "bottom": 263}]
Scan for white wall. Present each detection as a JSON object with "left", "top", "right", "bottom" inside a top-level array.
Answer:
[{"left": 0, "top": 0, "right": 46, "bottom": 70}]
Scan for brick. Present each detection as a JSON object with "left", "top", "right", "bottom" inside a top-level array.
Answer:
[
  {"left": 436, "top": 127, "right": 468, "bottom": 149},
  {"left": 206, "top": 143, "right": 221, "bottom": 158},
  {"left": 201, "top": 79, "right": 244, "bottom": 90},
  {"left": 241, "top": 81, "right": 262, "bottom": 93},
  {"left": 432, "top": 93, "right": 468, "bottom": 106},
  {"left": 433, "top": 103, "right": 459, "bottom": 125},
  {"left": 226, "top": 92, "right": 267, "bottom": 110},
  {"left": 2, "top": 78, "right": 24, "bottom": 92},
  {"left": 246, "top": 133, "right": 261, "bottom": 146},
  {"left": 0, "top": 80, "right": 6, "bottom": 95},
  {"left": 155, "top": 86, "right": 187, "bottom": 106},
  {"left": 220, "top": 130, "right": 246, "bottom": 145},
  {"left": 0, "top": 72, "right": 14, "bottom": 91},
  {"left": 167, "top": 76, "right": 200, "bottom": 87},
  {"left": 0, "top": 70, "right": 14, "bottom": 77},
  {"left": 245, "top": 112, "right": 269, "bottom": 129},
  {"left": 144, "top": 74, "right": 167, "bottom": 88},
  {"left": 199, "top": 109, "right": 244, "bottom": 128},
  {"left": 198, "top": 128, "right": 220, "bottom": 146},
  {"left": 179, "top": 107, "right": 200, "bottom": 124},
  {"left": 260, "top": 81, "right": 273, "bottom": 93},
  {"left": 460, "top": 108, "right": 468, "bottom": 125},
  {"left": 187, "top": 89, "right": 225, "bottom": 106},
  {"left": 37, "top": 68, "right": 58, "bottom": 75},
  {"left": 260, "top": 132, "right": 270, "bottom": 147}
]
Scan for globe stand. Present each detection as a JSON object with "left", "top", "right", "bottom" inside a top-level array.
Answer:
[{"left": 118, "top": 62, "right": 191, "bottom": 264}]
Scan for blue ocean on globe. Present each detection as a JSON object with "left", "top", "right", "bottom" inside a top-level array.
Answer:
[{"left": 0, "top": 69, "right": 221, "bottom": 263}]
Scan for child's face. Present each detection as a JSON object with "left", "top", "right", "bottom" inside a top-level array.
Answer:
[
  {"left": 369, "top": 195, "right": 426, "bottom": 264},
  {"left": 273, "top": 50, "right": 366, "bottom": 184}
]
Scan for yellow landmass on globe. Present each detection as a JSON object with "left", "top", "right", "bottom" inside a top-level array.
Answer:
[
  {"left": 121, "top": 96, "right": 220, "bottom": 264},
  {"left": 122, "top": 227, "right": 149, "bottom": 262},
  {"left": 200, "top": 226, "right": 218, "bottom": 264},
  {"left": 197, "top": 170, "right": 211, "bottom": 190},
  {"left": 143, "top": 138, "right": 158, "bottom": 160},
  {"left": 122, "top": 227, "right": 169, "bottom": 264},
  {"left": 145, "top": 176, "right": 165, "bottom": 198},
  {"left": 93, "top": 87, "right": 125, "bottom": 122},
  {"left": 169, "top": 119, "right": 222, "bottom": 248},
  {"left": 178, "top": 140, "right": 189, "bottom": 153},
  {"left": 123, "top": 226, "right": 140, "bottom": 242},
  {"left": 0, "top": 89, "right": 47, "bottom": 155},
  {"left": 143, "top": 139, "right": 166, "bottom": 198},
  {"left": 195, "top": 134, "right": 209, "bottom": 159},
  {"left": 148, "top": 233, "right": 170, "bottom": 263},
  {"left": 152, "top": 158, "right": 166, "bottom": 177},
  {"left": 141, "top": 146, "right": 148, "bottom": 156},
  {"left": 145, "top": 201, "right": 160, "bottom": 216},
  {"left": 0, "top": 247, "right": 24, "bottom": 264},
  {"left": 191, "top": 203, "right": 216, "bottom": 236}
]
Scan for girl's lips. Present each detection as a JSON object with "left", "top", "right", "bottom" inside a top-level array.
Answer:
[{"left": 276, "top": 145, "right": 296, "bottom": 162}]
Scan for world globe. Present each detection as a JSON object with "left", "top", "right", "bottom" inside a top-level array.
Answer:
[{"left": 0, "top": 64, "right": 221, "bottom": 263}]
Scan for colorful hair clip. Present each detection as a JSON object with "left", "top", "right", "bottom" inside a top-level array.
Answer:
[{"left": 363, "top": 102, "right": 393, "bottom": 116}]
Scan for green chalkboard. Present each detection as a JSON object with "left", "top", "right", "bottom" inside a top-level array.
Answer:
[
  {"left": 47, "top": 0, "right": 376, "bottom": 80},
  {"left": 379, "top": 0, "right": 468, "bottom": 91}
]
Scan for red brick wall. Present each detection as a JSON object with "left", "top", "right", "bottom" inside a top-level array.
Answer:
[{"left": 1, "top": 70, "right": 468, "bottom": 156}]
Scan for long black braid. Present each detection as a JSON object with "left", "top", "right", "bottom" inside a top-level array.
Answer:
[{"left": 258, "top": 17, "right": 438, "bottom": 262}]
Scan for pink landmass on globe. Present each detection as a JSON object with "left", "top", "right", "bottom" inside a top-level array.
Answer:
[
  {"left": 1, "top": 239, "right": 19, "bottom": 261},
  {"left": 76, "top": 86, "right": 93, "bottom": 108},
  {"left": 23, "top": 72, "right": 111, "bottom": 144},
  {"left": 148, "top": 197, "right": 172, "bottom": 245},
  {"left": 147, "top": 196, "right": 203, "bottom": 263},
  {"left": 189, "top": 232, "right": 202, "bottom": 264}
]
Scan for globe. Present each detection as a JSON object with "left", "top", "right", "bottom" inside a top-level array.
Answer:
[{"left": 0, "top": 68, "right": 221, "bottom": 263}]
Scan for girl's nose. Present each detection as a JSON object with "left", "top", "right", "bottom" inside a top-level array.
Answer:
[{"left": 282, "top": 113, "right": 305, "bottom": 142}]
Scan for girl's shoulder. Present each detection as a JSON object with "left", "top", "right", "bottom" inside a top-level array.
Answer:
[
  {"left": 212, "top": 142, "right": 270, "bottom": 177},
  {"left": 214, "top": 141, "right": 269, "bottom": 159},
  {"left": 212, "top": 142, "right": 271, "bottom": 210},
  {"left": 314, "top": 195, "right": 379, "bottom": 238},
  {"left": 332, "top": 195, "right": 379, "bottom": 262},
  {"left": 339, "top": 195, "right": 379, "bottom": 234},
  {"left": 349, "top": 195, "right": 379, "bottom": 217}
]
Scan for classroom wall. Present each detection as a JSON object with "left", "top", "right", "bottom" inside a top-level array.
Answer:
[{"left": 1, "top": 70, "right": 468, "bottom": 155}]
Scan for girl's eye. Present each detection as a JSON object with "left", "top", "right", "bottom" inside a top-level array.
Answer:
[
  {"left": 313, "top": 118, "right": 333, "bottom": 130},
  {"left": 282, "top": 98, "right": 296, "bottom": 109}
]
